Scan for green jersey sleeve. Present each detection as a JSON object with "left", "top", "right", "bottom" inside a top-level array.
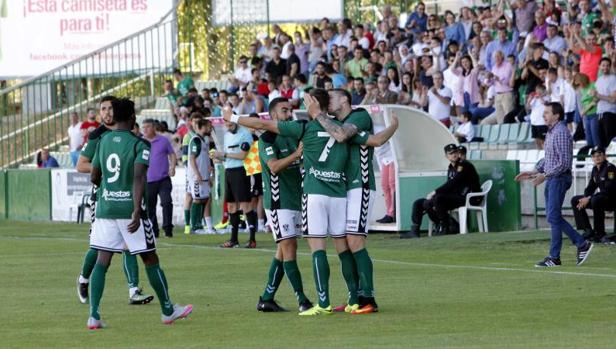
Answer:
[
  {"left": 350, "top": 130, "right": 370, "bottom": 145},
  {"left": 277, "top": 120, "right": 305, "bottom": 140},
  {"left": 91, "top": 143, "right": 101, "bottom": 169},
  {"left": 189, "top": 137, "right": 202, "bottom": 158},
  {"left": 135, "top": 141, "right": 151, "bottom": 166},
  {"left": 258, "top": 138, "right": 279, "bottom": 164}
]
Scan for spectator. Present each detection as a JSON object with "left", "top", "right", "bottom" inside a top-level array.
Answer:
[
  {"left": 351, "top": 77, "right": 366, "bottom": 105},
  {"left": 522, "top": 43, "right": 549, "bottom": 98},
  {"left": 532, "top": 10, "right": 548, "bottom": 42},
  {"left": 543, "top": 24, "right": 567, "bottom": 55},
  {"left": 293, "top": 31, "right": 310, "bottom": 77},
  {"left": 265, "top": 47, "right": 287, "bottom": 83},
  {"left": 374, "top": 123, "right": 396, "bottom": 224},
  {"left": 405, "top": 2, "right": 428, "bottom": 35},
  {"left": 576, "top": 73, "right": 601, "bottom": 148},
  {"left": 163, "top": 79, "right": 180, "bottom": 105},
  {"left": 67, "top": 112, "right": 83, "bottom": 167},
  {"left": 38, "top": 148, "right": 59, "bottom": 168},
  {"left": 443, "top": 11, "right": 466, "bottom": 47},
  {"left": 420, "top": 71, "right": 453, "bottom": 126},
  {"left": 173, "top": 68, "right": 194, "bottom": 96},
  {"left": 346, "top": 46, "right": 369, "bottom": 79},
  {"left": 470, "top": 77, "right": 496, "bottom": 124},
  {"left": 373, "top": 75, "right": 399, "bottom": 104},
  {"left": 230, "top": 55, "right": 252, "bottom": 92},
  {"left": 485, "top": 28, "right": 517, "bottom": 71},
  {"left": 80, "top": 108, "right": 99, "bottom": 144},
  {"left": 142, "top": 119, "right": 177, "bottom": 238},
  {"left": 527, "top": 84, "right": 549, "bottom": 149},
  {"left": 286, "top": 44, "right": 301, "bottom": 78},
  {"left": 568, "top": 30, "right": 602, "bottom": 82},
  {"left": 481, "top": 50, "right": 515, "bottom": 125},
  {"left": 592, "top": 58, "right": 616, "bottom": 147},
  {"left": 453, "top": 111, "right": 474, "bottom": 143},
  {"left": 511, "top": 0, "right": 538, "bottom": 34},
  {"left": 561, "top": 66, "right": 577, "bottom": 131},
  {"left": 238, "top": 86, "right": 265, "bottom": 114}
]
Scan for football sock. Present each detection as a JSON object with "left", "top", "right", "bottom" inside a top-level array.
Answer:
[
  {"left": 246, "top": 210, "right": 258, "bottom": 241},
  {"left": 283, "top": 260, "right": 308, "bottom": 304},
  {"left": 261, "top": 258, "right": 284, "bottom": 301},
  {"left": 145, "top": 263, "right": 174, "bottom": 316},
  {"left": 229, "top": 212, "right": 240, "bottom": 243},
  {"left": 80, "top": 248, "right": 98, "bottom": 280},
  {"left": 353, "top": 248, "right": 374, "bottom": 298},
  {"left": 190, "top": 203, "right": 204, "bottom": 229},
  {"left": 89, "top": 262, "right": 108, "bottom": 320},
  {"left": 312, "top": 250, "right": 330, "bottom": 308},
  {"left": 184, "top": 209, "right": 190, "bottom": 226},
  {"left": 258, "top": 218, "right": 265, "bottom": 230},
  {"left": 338, "top": 250, "right": 359, "bottom": 305},
  {"left": 122, "top": 251, "right": 139, "bottom": 289},
  {"left": 204, "top": 217, "right": 213, "bottom": 229}
]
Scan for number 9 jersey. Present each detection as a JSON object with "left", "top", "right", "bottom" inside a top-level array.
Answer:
[{"left": 92, "top": 129, "right": 151, "bottom": 219}]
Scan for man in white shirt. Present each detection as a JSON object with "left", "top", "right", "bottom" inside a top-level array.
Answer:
[
  {"left": 591, "top": 58, "right": 616, "bottom": 147},
  {"left": 420, "top": 71, "right": 453, "bottom": 126},
  {"left": 230, "top": 56, "right": 252, "bottom": 92},
  {"left": 67, "top": 112, "right": 83, "bottom": 167},
  {"left": 454, "top": 112, "right": 474, "bottom": 143},
  {"left": 545, "top": 67, "right": 564, "bottom": 103},
  {"left": 543, "top": 24, "right": 567, "bottom": 55}
]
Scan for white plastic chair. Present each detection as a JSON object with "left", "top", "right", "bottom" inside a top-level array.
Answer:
[{"left": 428, "top": 180, "right": 493, "bottom": 236}]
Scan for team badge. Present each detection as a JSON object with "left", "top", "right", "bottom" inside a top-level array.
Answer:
[
  {"left": 142, "top": 149, "right": 150, "bottom": 160},
  {"left": 266, "top": 147, "right": 274, "bottom": 155},
  {"left": 609, "top": 172, "right": 614, "bottom": 180},
  {"left": 457, "top": 166, "right": 463, "bottom": 172}
]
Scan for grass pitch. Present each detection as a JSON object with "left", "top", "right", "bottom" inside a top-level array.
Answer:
[{"left": 1, "top": 221, "right": 616, "bottom": 349}]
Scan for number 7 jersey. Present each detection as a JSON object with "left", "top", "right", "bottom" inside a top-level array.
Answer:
[
  {"left": 92, "top": 129, "right": 151, "bottom": 219},
  {"left": 277, "top": 119, "right": 349, "bottom": 198}
]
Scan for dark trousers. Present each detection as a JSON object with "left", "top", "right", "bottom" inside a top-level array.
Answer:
[
  {"left": 147, "top": 176, "right": 174, "bottom": 237},
  {"left": 545, "top": 175, "right": 585, "bottom": 259},
  {"left": 571, "top": 193, "right": 616, "bottom": 235},
  {"left": 411, "top": 194, "right": 465, "bottom": 228},
  {"left": 598, "top": 112, "right": 616, "bottom": 148}
]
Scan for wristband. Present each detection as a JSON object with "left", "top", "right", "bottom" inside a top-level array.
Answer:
[{"left": 230, "top": 114, "right": 240, "bottom": 123}]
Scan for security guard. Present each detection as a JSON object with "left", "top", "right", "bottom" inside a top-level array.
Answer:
[
  {"left": 400, "top": 144, "right": 481, "bottom": 238},
  {"left": 571, "top": 147, "right": 616, "bottom": 242}
]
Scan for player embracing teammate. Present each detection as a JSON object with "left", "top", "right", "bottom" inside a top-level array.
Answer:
[{"left": 224, "top": 88, "right": 398, "bottom": 315}]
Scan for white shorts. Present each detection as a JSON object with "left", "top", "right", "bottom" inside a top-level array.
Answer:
[
  {"left": 346, "top": 188, "right": 375, "bottom": 235},
  {"left": 265, "top": 209, "right": 300, "bottom": 242},
  {"left": 90, "top": 218, "right": 157, "bottom": 254},
  {"left": 189, "top": 180, "right": 210, "bottom": 200},
  {"left": 302, "top": 194, "right": 347, "bottom": 238}
]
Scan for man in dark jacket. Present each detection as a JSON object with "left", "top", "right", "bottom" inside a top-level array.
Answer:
[
  {"left": 400, "top": 143, "right": 480, "bottom": 238},
  {"left": 571, "top": 147, "right": 616, "bottom": 242}
]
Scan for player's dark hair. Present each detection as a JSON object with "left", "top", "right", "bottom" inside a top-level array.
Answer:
[
  {"left": 196, "top": 118, "right": 211, "bottom": 130},
  {"left": 100, "top": 95, "right": 117, "bottom": 104},
  {"left": 330, "top": 88, "right": 352, "bottom": 105},
  {"left": 173, "top": 68, "right": 182, "bottom": 75},
  {"left": 309, "top": 88, "right": 329, "bottom": 111},
  {"left": 545, "top": 101, "right": 565, "bottom": 121},
  {"left": 269, "top": 97, "right": 289, "bottom": 113},
  {"left": 111, "top": 98, "right": 135, "bottom": 123}
]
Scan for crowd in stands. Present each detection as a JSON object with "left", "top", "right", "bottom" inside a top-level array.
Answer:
[{"left": 160, "top": 0, "right": 616, "bottom": 154}]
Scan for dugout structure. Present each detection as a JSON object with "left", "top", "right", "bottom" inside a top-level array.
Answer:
[{"left": 366, "top": 105, "right": 521, "bottom": 233}]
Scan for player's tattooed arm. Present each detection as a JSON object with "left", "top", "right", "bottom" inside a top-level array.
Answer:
[{"left": 315, "top": 112, "right": 359, "bottom": 143}]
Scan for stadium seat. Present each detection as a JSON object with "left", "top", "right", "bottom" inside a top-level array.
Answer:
[
  {"left": 487, "top": 125, "right": 501, "bottom": 150},
  {"left": 428, "top": 180, "right": 493, "bottom": 235},
  {"left": 507, "top": 123, "right": 520, "bottom": 142},
  {"left": 469, "top": 150, "right": 482, "bottom": 160}
]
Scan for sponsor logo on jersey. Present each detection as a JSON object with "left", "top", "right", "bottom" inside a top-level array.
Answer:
[
  {"left": 308, "top": 167, "right": 342, "bottom": 182},
  {"left": 266, "top": 146, "right": 274, "bottom": 155},
  {"left": 142, "top": 149, "right": 150, "bottom": 161},
  {"left": 113, "top": 136, "right": 121, "bottom": 143},
  {"left": 101, "top": 189, "right": 132, "bottom": 201}
]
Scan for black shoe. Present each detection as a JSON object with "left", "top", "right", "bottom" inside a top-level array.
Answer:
[
  {"left": 376, "top": 215, "right": 395, "bottom": 224},
  {"left": 592, "top": 233, "right": 606, "bottom": 243},
  {"left": 601, "top": 234, "right": 616, "bottom": 245},
  {"left": 535, "top": 257, "right": 561, "bottom": 267},
  {"left": 298, "top": 300, "right": 314, "bottom": 312},
  {"left": 257, "top": 297, "right": 287, "bottom": 312},
  {"left": 399, "top": 231, "right": 420, "bottom": 239},
  {"left": 437, "top": 224, "right": 451, "bottom": 236},
  {"left": 576, "top": 241, "right": 594, "bottom": 266},
  {"left": 582, "top": 228, "right": 595, "bottom": 240}
]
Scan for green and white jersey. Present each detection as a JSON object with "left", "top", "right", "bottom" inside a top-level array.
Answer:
[
  {"left": 80, "top": 125, "right": 110, "bottom": 160},
  {"left": 277, "top": 119, "right": 349, "bottom": 198},
  {"left": 181, "top": 130, "right": 196, "bottom": 164},
  {"left": 343, "top": 108, "right": 374, "bottom": 191},
  {"left": 258, "top": 132, "right": 302, "bottom": 211},
  {"left": 187, "top": 134, "right": 210, "bottom": 181},
  {"left": 92, "top": 129, "right": 151, "bottom": 219}
]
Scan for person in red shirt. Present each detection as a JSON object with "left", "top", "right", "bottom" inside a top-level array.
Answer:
[
  {"left": 80, "top": 108, "right": 100, "bottom": 144},
  {"left": 568, "top": 29, "right": 602, "bottom": 81}
]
